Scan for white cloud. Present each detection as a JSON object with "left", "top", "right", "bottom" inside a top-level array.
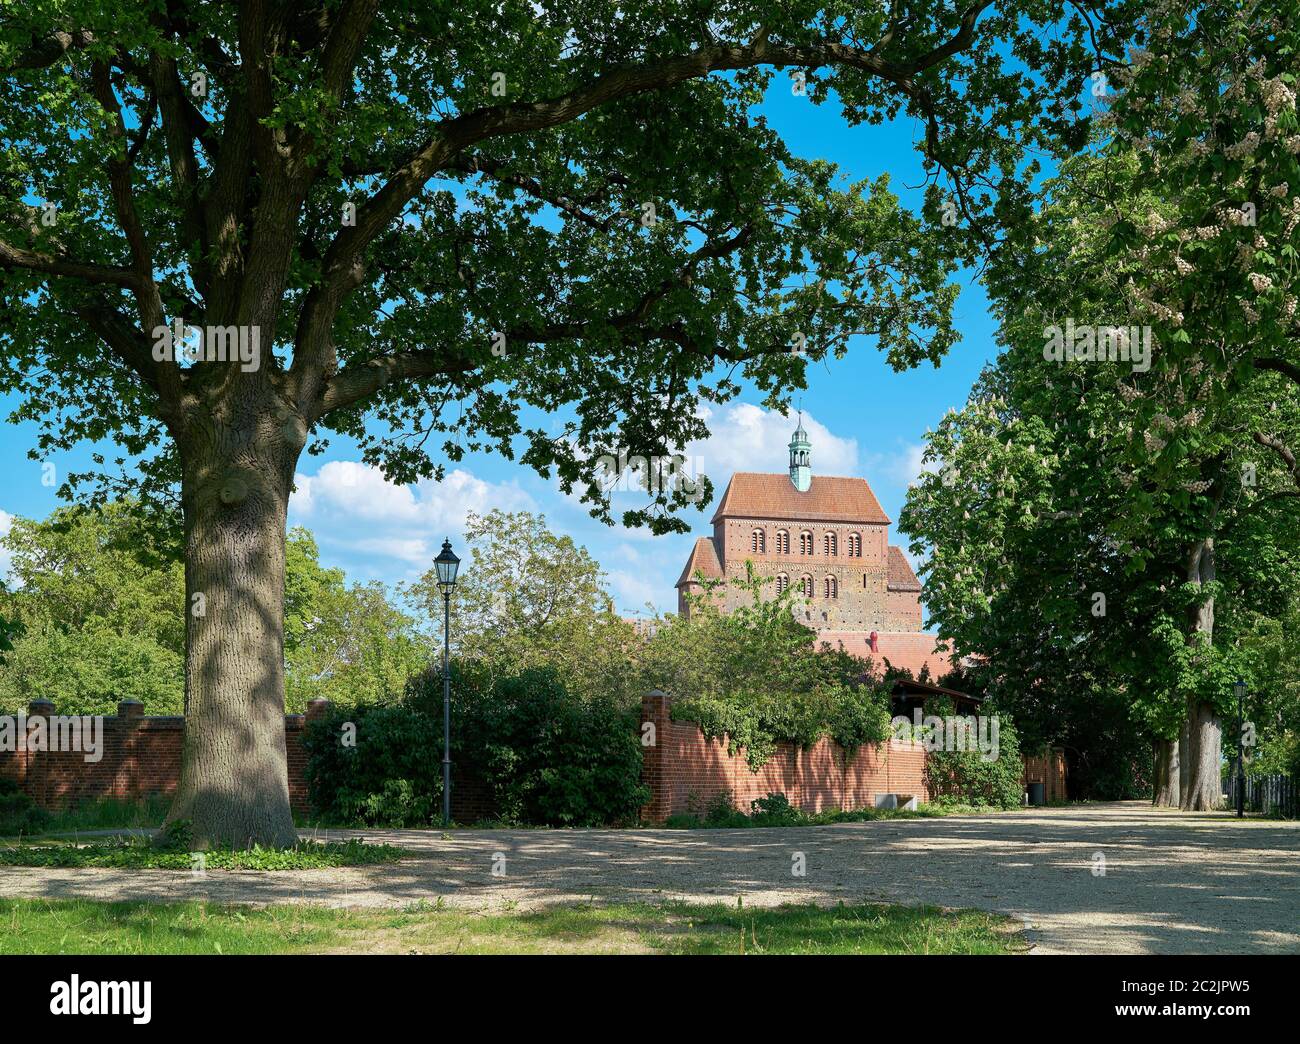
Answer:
[
  {"left": 881, "top": 442, "right": 940, "bottom": 488},
  {"left": 607, "top": 568, "right": 662, "bottom": 613},
  {"left": 685, "top": 402, "right": 858, "bottom": 481},
  {"left": 290, "top": 462, "right": 533, "bottom": 567}
]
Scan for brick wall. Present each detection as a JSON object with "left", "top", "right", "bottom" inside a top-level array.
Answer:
[
  {"left": 640, "top": 690, "right": 928, "bottom": 822},
  {"left": 0, "top": 697, "right": 498, "bottom": 823},
  {"left": 0, "top": 697, "right": 319, "bottom": 815}
]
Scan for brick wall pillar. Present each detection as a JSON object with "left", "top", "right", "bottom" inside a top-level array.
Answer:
[
  {"left": 117, "top": 699, "right": 143, "bottom": 801},
  {"left": 305, "top": 697, "right": 331, "bottom": 723},
  {"left": 25, "top": 698, "right": 54, "bottom": 805},
  {"left": 640, "top": 690, "right": 672, "bottom": 824}
]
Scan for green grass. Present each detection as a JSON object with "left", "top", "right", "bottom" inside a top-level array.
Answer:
[
  {"left": 0, "top": 897, "right": 1026, "bottom": 955},
  {"left": 38, "top": 795, "right": 171, "bottom": 834},
  {"left": 0, "top": 834, "right": 406, "bottom": 870}
]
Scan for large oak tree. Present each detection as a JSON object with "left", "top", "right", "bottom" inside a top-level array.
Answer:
[{"left": 0, "top": 1, "right": 1129, "bottom": 846}]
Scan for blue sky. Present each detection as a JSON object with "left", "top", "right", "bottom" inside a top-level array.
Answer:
[{"left": 0, "top": 81, "right": 999, "bottom": 620}]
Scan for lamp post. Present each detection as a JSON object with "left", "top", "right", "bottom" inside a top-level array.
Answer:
[
  {"left": 434, "top": 539, "right": 460, "bottom": 827},
  {"left": 1234, "top": 678, "right": 1246, "bottom": 819}
]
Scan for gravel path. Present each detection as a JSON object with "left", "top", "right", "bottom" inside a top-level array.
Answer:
[{"left": 3, "top": 802, "right": 1297, "bottom": 954}]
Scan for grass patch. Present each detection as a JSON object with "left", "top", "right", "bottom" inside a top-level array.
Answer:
[
  {"left": 0, "top": 829, "right": 406, "bottom": 870},
  {"left": 39, "top": 795, "right": 172, "bottom": 834},
  {"left": 663, "top": 792, "right": 1000, "bottom": 829},
  {"left": 0, "top": 898, "right": 1025, "bottom": 955}
]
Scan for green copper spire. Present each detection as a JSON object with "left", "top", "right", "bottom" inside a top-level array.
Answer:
[{"left": 789, "top": 412, "right": 811, "bottom": 492}]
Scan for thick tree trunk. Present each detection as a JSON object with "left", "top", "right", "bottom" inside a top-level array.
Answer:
[
  {"left": 1177, "top": 716, "right": 1191, "bottom": 807},
  {"left": 1153, "top": 737, "right": 1180, "bottom": 806},
  {"left": 1180, "top": 536, "right": 1222, "bottom": 812},
  {"left": 165, "top": 404, "right": 303, "bottom": 849},
  {"left": 1182, "top": 697, "right": 1223, "bottom": 811}
]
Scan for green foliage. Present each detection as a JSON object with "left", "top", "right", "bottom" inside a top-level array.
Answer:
[
  {"left": 662, "top": 789, "right": 986, "bottom": 829},
  {"left": 305, "top": 664, "right": 648, "bottom": 828},
  {"left": 0, "top": 779, "right": 50, "bottom": 837},
  {"left": 37, "top": 795, "right": 170, "bottom": 834},
  {"left": 643, "top": 565, "right": 892, "bottom": 767},
  {"left": 0, "top": 506, "right": 421, "bottom": 715},
  {"left": 404, "top": 510, "right": 641, "bottom": 708},
  {"left": 302, "top": 703, "right": 444, "bottom": 828},
  {"left": 0, "top": 3, "right": 1130, "bottom": 529},
  {"left": 0, "top": 503, "right": 185, "bottom": 714},
  {"left": 922, "top": 697, "right": 1023, "bottom": 809},
  {"left": 449, "top": 667, "right": 649, "bottom": 827},
  {"left": 284, "top": 528, "right": 430, "bottom": 711},
  {"left": 906, "top": 132, "right": 1300, "bottom": 796},
  {"left": 0, "top": 832, "right": 404, "bottom": 869}
]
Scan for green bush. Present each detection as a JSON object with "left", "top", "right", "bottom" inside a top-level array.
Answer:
[
  {"left": 922, "top": 697, "right": 1024, "bottom": 809},
  {"left": 305, "top": 664, "right": 649, "bottom": 828},
  {"left": 0, "top": 780, "right": 50, "bottom": 837},
  {"left": 303, "top": 702, "right": 443, "bottom": 827}
]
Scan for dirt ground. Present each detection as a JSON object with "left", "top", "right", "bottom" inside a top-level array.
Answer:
[{"left": 3, "top": 802, "right": 1297, "bottom": 954}]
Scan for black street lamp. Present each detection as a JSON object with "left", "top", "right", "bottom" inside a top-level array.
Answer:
[
  {"left": 1234, "top": 678, "right": 1246, "bottom": 819},
  {"left": 434, "top": 538, "right": 460, "bottom": 827}
]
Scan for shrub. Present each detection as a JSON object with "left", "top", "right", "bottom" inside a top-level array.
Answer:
[
  {"left": 0, "top": 779, "right": 50, "bottom": 837},
  {"left": 648, "top": 568, "right": 893, "bottom": 768},
  {"left": 305, "top": 664, "right": 649, "bottom": 828},
  {"left": 922, "top": 697, "right": 1024, "bottom": 809},
  {"left": 303, "top": 703, "right": 443, "bottom": 827}
]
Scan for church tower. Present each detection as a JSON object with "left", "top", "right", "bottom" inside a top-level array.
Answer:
[{"left": 788, "top": 414, "right": 811, "bottom": 492}]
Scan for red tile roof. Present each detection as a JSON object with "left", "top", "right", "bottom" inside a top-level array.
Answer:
[
  {"left": 675, "top": 536, "right": 723, "bottom": 587},
  {"left": 816, "top": 630, "right": 954, "bottom": 681},
  {"left": 710, "top": 472, "right": 890, "bottom": 525},
  {"left": 886, "top": 546, "right": 921, "bottom": 592}
]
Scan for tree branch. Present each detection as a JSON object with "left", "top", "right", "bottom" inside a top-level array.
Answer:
[
  {"left": 0, "top": 237, "right": 145, "bottom": 290},
  {"left": 1253, "top": 356, "right": 1300, "bottom": 388},
  {"left": 1252, "top": 431, "right": 1300, "bottom": 488},
  {"left": 4, "top": 29, "right": 96, "bottom": 71},
  {"left": 291, "top": 4, "right": 995, "bottom": 405}
]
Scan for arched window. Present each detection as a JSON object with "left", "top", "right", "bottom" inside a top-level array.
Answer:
[
  {"left": 799, "top": 531, "right": 813, "bottom": 555},
  {"left": 825, "top": 576, "right": 837, "bottom": 599},
  {"left": 751, "top": 528, "right": 766, "bottom": 554},
  {"left": 824, "top": 532, "right": 837, "bottom": 556},
  {"left": 800, "top": 574, "right": 813, "bottom": 598},
  {"left": 776, "top": 573, "right": 789, "bottom": 594},
  {"left": 848, "top": 532, "right": 862, "bottom": 557},
  {"left": 775, "top": 530, "right": 790, "bottom": 555}
]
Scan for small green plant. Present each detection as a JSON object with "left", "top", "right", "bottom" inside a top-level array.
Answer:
[
  {"left": 0, "top": 831, "right": 406, "bottom": 870},
  {"left": 662, "top": 791, "right": 996, "bottom": 828},
  {"left": 0, "top": 780, "right": 50, "bottom": 837}
]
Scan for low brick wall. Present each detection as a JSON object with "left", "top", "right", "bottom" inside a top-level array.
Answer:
[
  {"left": 0, "top": 697, "right": 320, "bottom": 815},
  {"left": 640, "top": 690, "right": 928, "bottom": 822},
  {"left": 0, "top": 697, "right": 497, "bottom": 822}
]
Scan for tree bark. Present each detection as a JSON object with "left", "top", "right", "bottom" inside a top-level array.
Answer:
[
  {"left": 1182, "top": 696, "right": 1223, "bottom": 811},
  {"left": 1180, "top": 536, "right": 1223, "bottom": 812},
  {"left": 165, "top": 399, "right": 305, "bottom": 848},
  {"left": 1177, "top": 715, "right": 1191, "bottom": 807},
  {"left": 1153, "top": 737, "right": 1180, "bottom": 806}
]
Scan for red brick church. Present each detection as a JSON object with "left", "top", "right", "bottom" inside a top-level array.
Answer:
[{"left": 675, "top": 415, "right": 951, "bottom": 680}]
